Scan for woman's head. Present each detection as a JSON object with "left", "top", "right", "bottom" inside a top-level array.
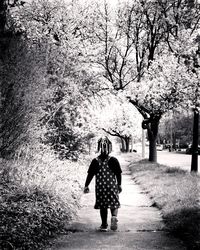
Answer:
[{"left": 98, "top": 137, "right": 112, "bottom": 155}]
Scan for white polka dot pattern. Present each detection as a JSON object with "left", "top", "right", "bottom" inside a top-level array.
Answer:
[{"left": 94, "top": 157, "right": 120, "bottom": 209}]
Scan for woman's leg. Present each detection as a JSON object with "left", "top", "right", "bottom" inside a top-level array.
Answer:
[
  {"left": 100, "top": 208, "right": 108, "bottom": 227},
  {"left": 110, "top": 208, "right": 118, "bottom": 217},
  {"left": 110, "top": 208, "right": 118, "bottom": 230}
]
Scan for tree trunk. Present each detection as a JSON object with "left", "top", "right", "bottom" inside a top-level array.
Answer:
[
  {"left": 173, "top": 133, "right": 176, "bottom": 151},
  {"left": 148, "top": 135, "right": 157, "bottom": 162},
  {"left": 191, "top": 108, "right": 199, "bottom": 172},
  {"left": 130, "top": 135, "right": 133, "bottom": 152},
  {"left": 147, "top": 118, "right": 160, "bottom": 162},
  {"left": 124, "top": 136, "right": 130, "bottom": 152},
  {"left": 121, "top": 138, "right": 125, "bottom": 152}
]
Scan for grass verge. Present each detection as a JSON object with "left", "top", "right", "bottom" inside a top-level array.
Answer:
[
  {"left": 129, "top": 159, "right": 200, "bottom": 250},
  {"left": 0, "top": 153, "right": 90, "bottom": 249}
]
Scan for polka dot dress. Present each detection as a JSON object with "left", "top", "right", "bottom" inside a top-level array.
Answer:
[{"left": 94, "top": 157, "right": 120, "bottom": 209}]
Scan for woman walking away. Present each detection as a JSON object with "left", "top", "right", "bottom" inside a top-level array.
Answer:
[{"left": 84, "top": 137, "right": 122, "bottom": 232}]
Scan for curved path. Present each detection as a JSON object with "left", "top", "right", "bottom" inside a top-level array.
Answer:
[{"left": 48, "top": 154, "right": 186, "bottom": 250}]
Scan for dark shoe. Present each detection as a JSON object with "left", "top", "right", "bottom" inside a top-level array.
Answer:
[
  {"left": 98, "top": 224, "right": 108, "bottom": 232},
  {"left": 110, "top": 216, "right": 118, "bottom": 231}
]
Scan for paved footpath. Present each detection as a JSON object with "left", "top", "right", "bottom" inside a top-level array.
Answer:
[{"left": 48, "top": 154, "right": 186, "bottom": 250}]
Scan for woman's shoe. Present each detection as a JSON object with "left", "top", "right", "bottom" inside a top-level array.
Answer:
[
  {"left": 110, "top": 216, "right": 118, "bottom": 231},
  {"left": 98, "top": 224, "right": 108, "bottom": 232}
]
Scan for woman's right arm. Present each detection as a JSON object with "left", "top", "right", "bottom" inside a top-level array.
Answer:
[
  {"left": 84, "top": 171, "right": 94, "bottom": 188},
  {"left": 84, "top": 159, "right": 97, "bottom": 193}
]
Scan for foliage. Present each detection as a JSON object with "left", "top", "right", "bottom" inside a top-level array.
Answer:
[
  {"left": 101, "top": 98, "right": 141, "bottom": 135},
  {"left": 0, "top": 149, "right": 89, "bottom": 249},
  {"left": 128, "top": 53, "right": 192, "bottom": 115},
  {"left": 0, "top": 0, "right": 26, "bottom": 35},
  {"left": 2, "top": 0, "right": 199, "bottom": 161},
  {"left": 87, "top": 94, "right": 143, "bottom": 151},
  {"left": 159, "top": 110, "right": 195, "bottom": 146},
  {"left": 41, "top": 74, "right": 97, "bottom": 160},
  {"left": 0, "top": 181, "right": 70, "bottom": 249},
  {"left": 0, "top": 37, "right": 47, "bottom": 158},
  {"left": 79, "top": 0, "right": 200, "bottom": 162},
  {"left": 106, "top": 100, "right": 142, "bottom": 151},
  {"left": 0, "top": 0, "right": 103, "bottom": 160}
]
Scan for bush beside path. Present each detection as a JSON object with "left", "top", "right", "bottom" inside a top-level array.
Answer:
[
  {"left": 0, "top": 156, "right": 89, "bottom": 249},
  {"left": 47, "top": 153, "right": 186, "bottom": 250}
]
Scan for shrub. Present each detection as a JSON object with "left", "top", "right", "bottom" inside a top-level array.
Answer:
[
  {"left": 0, "top": 181, "right": 72, "bottom": 249},
  {"left": 0, "top": 150, "right": 90, "bottom": 249}
]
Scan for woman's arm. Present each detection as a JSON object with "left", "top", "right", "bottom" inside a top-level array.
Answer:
[
  {"left": 84, "top": 171, "right": 94, "bottom": 187},
  {"left": 108, "top": 157, "right": 122, "bottom": 193},
  {"left": 84, "top": 158, "right": 97, "bottom": 193},
  {"left": 116, "top": 172, "right": 122, "bottom": 193}
]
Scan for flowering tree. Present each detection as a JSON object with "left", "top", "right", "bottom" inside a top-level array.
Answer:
[
  {"left": 163, "top": 0, "right": 200, "bottom": 171},
  {"left": 99, "top": 98, "right": 142, "bottom": 152},
  {"left": 80, "top": 0, "right": 200, "bottom": 162},
  {"left": 181, "top": 35, "right": 200, "bottom": 171}
]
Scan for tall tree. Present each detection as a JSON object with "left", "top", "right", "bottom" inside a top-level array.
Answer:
[
  {"left": 80, "top": 0, "right": 200, "bottom": 162},
  {"left": 184, "top": 37, "right": 200, "bottom": 171}
]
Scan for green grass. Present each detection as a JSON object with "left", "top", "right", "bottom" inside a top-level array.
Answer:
[{"left": 129, "top": 160, "right": 200, "bottom": 250}]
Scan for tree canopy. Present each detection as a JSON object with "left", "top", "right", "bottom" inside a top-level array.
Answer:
[{"left": 0, "top": 0, "right": 200, "bottom": 162}]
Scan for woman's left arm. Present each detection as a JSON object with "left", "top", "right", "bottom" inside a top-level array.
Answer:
[{"left": 109, "top": 157, "right": 122, "bottom": 193}]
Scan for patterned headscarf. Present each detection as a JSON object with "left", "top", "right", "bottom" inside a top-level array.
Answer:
[{"left": 98, "top": 137, "right": 112, "bottom": 155}]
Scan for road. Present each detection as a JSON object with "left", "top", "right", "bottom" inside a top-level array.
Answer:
[
  {"left": 157, "top": 150, "right": 199, "bottom": 171},
  {"left": 134, "top": 144, "right": 199, "bottom": 171}
]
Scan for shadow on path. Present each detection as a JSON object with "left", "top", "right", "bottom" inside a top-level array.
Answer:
[{"left": 47, "top": 153, "right": 186, "bottom": 250}]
